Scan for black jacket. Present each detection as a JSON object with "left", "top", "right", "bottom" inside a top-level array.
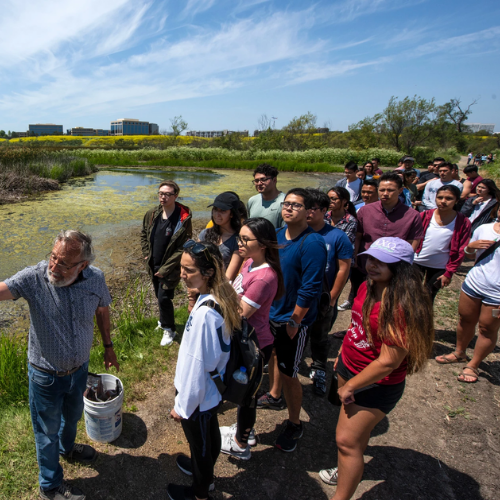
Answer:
[{"left": 460, "top": 197, "right": 498, "bottom": 234}]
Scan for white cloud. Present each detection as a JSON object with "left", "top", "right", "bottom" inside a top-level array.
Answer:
[{"left": 180, "top": 0, "right": 216, "bottom": 19}]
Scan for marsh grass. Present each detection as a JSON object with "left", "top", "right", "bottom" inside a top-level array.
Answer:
[{"left": 0, "top": 280, "right": 188, "bottom": 499}]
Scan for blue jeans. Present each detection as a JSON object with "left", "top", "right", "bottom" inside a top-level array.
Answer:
[{"left": 28, "top": 362, "right": 88, "bottom": 490}]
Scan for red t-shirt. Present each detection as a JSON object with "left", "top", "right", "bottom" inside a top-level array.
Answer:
[
  {"left": 232, "top": 260, "right": 277, "bottom": 349},
  {"left": 341, "top": 282, "right": 408, "bottom": 385}
]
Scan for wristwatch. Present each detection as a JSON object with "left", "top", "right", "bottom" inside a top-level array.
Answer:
[
  {"left": 287, "top": 318, "right": 301, "bottom": 328},
  {"left": 104, "top": 341, "right": 114, "bottom": 348}
]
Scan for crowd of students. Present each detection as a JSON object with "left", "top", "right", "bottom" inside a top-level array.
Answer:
[{"left": 154, "top": 159, "right": 500, "bottom": 500}]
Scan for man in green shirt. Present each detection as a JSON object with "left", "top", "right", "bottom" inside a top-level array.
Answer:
[{"left": 247, "top": 163, "right": 285, "bottom": 228}]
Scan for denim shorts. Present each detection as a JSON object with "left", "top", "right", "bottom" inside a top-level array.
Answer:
[{"left": 462, "top": 281, "right": 498, "bottom": 306}]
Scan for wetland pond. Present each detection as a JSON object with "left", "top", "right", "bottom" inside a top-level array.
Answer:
[{"left": 0, "top": 167, "right": 341, "bottom": 331}]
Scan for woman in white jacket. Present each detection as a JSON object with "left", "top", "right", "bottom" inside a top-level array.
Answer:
[{"left": 169, "top": 240, "right": 241, "bottom": 500}]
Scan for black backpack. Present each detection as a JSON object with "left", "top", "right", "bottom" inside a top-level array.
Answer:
[{"left": 204, "top": 300, "right": 264, "bottom": 408}]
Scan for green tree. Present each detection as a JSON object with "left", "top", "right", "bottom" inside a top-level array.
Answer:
[
  {"left": 379, "top": 95, "right": 437, "bottom": 153},
  {"left": 281, "top": 112, "right": 318, "bottom": 150},
  {"left": 438, "top": 98, "right": 477, "bottom": 133},
  {"left": 169, "top": 115, "right": 188, "bottom": 140},
  {"left": 347, "top": 115, "right": 383, "bottom": 149},
  {"left": 0, "top": 130, "right": 5, "bottom": 138}
]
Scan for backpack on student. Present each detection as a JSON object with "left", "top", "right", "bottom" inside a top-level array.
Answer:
[{"left": 204, "top": 300, "right": 264, "bottom": 408}]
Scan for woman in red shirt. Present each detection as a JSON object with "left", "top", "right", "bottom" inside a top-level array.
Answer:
[{"left": 319, "top": 237, "right": 434, "bottom": 500}]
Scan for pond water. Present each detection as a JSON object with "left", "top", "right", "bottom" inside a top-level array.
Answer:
[{"left": 0, "top": 167, "right": 341, "bottom": 282}]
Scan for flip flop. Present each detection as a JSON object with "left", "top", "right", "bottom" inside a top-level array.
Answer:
[
  {"left": 457, "top": 366, "right": 479, "bottom": 384},
  {"left": 435, "top": 352, "right": 468, "bottom": 364}
]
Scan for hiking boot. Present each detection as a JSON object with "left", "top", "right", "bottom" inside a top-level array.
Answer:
[
  {"left": 160, "top": 328, "right": 176, "bottom": 346},
  {"left": 60, "top": 443, "right": 97, "bottom": 464},
  {"left": 256, "top": 392, "right": 286, "bottom": 410},
  {"left": 220, "top": 423, "right": 257, "bottom": 447},
  {"left": 167, "top": 484, "right": 214, "bottom": 500},
  {"left": 220, "top": 433, "right": 251, "bottom": 460},
  {"left": 337, "top": 300, "right": 352, "bottom": 311},
  {"left": 312, "top": 369, "right": 327, "bottom": 397},
  {"left": 319, "top": 467, "right": 338, "bottom": 485},
  {"left": 40, "top": 481, "right": 85, "bottom": 500},
  {"left": 175, "top": 455, "right": 215, "bottom": 491},
  {"left": 275, "top": 420, "right": 303, "bottom": 453}
]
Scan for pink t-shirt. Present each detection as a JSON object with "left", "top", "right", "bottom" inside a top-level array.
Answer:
[{"left": 232, "top": 259, "right": 277, "bottom": 349}]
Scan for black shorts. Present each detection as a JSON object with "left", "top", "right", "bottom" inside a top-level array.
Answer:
[
  {"left": 336, "top": 354, "right": 405, "bottom": 414},
  {"left": 271, "top": 321, "right": 309, "bottom": 378}
]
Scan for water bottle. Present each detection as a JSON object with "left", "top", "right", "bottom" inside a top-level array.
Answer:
[{"left": 232, "top": 366, "right": 248, "bottom": 385}]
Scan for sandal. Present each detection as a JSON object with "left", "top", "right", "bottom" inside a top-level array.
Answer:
[
  {"left": 457, "top": 366, "right": 479, "bottom": 384},
  {"left": 435, "top": 352, "right": 468, "bottom": 364}
]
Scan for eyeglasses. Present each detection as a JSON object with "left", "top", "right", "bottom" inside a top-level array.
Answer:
[
  {"left": 183, "top": 240, "right": 214, "bottom": 264},
  {"left": 46, "top": 253, "right": 85, "bottom": 273},
  {"left": 281, "top": 201, "right": 304, "bottom": 211},
  {"left": 252, "top": 177, "right": 273, "bottom": 185},
  {"left": 236, "top": 235, "right": 258, "bottom": 246},
  {"left": 158, "top": 191, "right": 176, "bottom": 198}
]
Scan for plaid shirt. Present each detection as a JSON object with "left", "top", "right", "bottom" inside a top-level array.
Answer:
[
  {"left": 5, "top": 262, "right": 111, "bottom": 371},
  {"left": 325, "top": 211, "right": 358, "bottom": 263}
]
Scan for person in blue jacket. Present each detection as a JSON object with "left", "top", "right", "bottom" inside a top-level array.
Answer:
[{"left": 257, "top": 188, "right": 327, "bottom": 453}]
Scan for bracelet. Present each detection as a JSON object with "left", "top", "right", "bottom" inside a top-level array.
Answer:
[
  {"left": 464, "top": 247, "right": 477, "bottom": 255},
  {"left": 104, "top": 341, "right": 114, "bottom": 348}
]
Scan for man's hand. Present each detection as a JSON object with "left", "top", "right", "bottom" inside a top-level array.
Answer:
[
  {"left": 170, "top": 408, "right": 182, "bottom": 422},
  {"left": 104, "top": 348, "right": 120, "bottom": 372},
  {"left": 154, "top": 271, "right": 163, "bottom": 278},
  {"left": 286, "top": 324, "right": 298, "bottom": 339}
]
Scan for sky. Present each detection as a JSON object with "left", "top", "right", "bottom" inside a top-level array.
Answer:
[{"left": 0, "top": 0, "right": 499, "bottom": 134}]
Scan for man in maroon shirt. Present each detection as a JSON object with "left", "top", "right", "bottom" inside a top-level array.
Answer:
[{"left": 355, "top": 173, "right": 423, "bottom": 258}]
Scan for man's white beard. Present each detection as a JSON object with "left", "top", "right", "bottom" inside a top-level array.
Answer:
[{"left": 48, "top": 269, "right": 74, "bottom": 287}]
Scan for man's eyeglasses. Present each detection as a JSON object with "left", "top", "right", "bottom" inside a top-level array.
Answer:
[
  {"left": 281, "top": 201, "right": 304, "bottom": 211},
  {"left": 46, "top": 253, "right": 85, "bottom": 273},
  {"left": 183, "top": 240, "right": 214, "bottom": 264},
  {"left": 236, "top": 235, "right": 258, "bottom": 246},
  {"left": 252, "top": 177, "right": 273, "bottom": 185},
  {"left": 158, "top": 191, "right": 176, "bottom": 198}
]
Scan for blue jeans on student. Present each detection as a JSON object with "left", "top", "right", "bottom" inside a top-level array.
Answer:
[{"left": 28, "top": 361, "right": 88, "bottom": 491}]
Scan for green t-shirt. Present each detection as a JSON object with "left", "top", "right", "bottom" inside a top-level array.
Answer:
[{"left": 247, "top": 192, "right": 285, "bottom": 228}]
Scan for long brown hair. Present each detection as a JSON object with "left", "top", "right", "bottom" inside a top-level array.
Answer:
[
  {"left": 242, "top": 217, "right": 285, "bottom": 300},
  {"left": 362, "top": 261, "right": 434, "bottom": 374},
  {"left": 184, "top": 241, "right": 241, "bottom": 338}
]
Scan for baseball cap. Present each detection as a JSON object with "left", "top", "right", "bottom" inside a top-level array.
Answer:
[
  {"left": 358, "top": 237, "right": 414, "bottom": 264},
  {"left": 403, "top": 156, "right": 415, "bottom": 163},
  {"left": 208, "top": 192, "right": 239, "bottom": 211}
]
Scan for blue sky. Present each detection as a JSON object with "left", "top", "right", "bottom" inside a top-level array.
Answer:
[{"left": 1, "top": 0, "right": 499, "bottom": 134}]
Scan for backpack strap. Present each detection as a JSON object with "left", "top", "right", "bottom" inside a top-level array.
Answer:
[
  {"left": 202, "top": 299, "right": 223, "bottom": 317},
  {"left": 474, "top": 239, "right": 500, "bottom": 266}
]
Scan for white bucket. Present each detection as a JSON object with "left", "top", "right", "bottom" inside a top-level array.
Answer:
[{"left": 83, "top": 373, "right": 124, "bottom": 443}]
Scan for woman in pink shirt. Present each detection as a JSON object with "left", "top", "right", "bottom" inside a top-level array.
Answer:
[{"left": 219, "top": 217, "right": 285, "bottom": 460}]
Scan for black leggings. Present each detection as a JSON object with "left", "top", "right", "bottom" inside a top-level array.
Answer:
[
  {"left": 415, "top": 264, "right": 446, "bottom": 303},
  {"left": 181, "top": 406, "right": 220, "bottom": 499},
  {"left": 235, "top": 344, "right": 273, "bottom": 445}
]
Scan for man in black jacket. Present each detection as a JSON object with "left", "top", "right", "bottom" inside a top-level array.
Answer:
[{"left": 141, "top": 181, "right": 192, "bottom": 346}]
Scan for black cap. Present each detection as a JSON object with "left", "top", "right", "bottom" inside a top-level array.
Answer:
[{"left": 208, "top": 192, "right": 239, "bottom": 211}]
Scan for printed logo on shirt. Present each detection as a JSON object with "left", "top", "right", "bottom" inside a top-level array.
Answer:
[
  {"left": 371, "top": 240, "right": 397, "bottom": 253},
  {"left": 185, "top": 315, "right": 193, "bottom": 332},
  {"left": 346, "top": 310, "right": 370, "bottom": 350}
]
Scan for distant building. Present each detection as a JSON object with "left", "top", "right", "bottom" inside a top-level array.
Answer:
[
  {"left": 29, "top": 124, "right": 63, "bottom": 136},
  {"left": 110, "top": 118, "right": 154, "bottom": 135},
  {"left": 316, "top": 127, "right": 329, "bottom": 134},
  {"left": 13, "top": 132, "right": 29, "bottom": 137},
  {"left": 467, "top": 123, "right": 495, "bottom": 134},
  {"left": 186, "top": 129, "right": 249, "bottom": 138},
  {"left": 70, "top": 127, "right": 110, "bottom": 136},
  {"left": 149, "top": 123, "right": 159, "bottom": 135}
]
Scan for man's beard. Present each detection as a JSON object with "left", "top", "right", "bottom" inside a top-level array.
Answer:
[{"left": 48, "top": 269, "right": 74, "bottom": 287}]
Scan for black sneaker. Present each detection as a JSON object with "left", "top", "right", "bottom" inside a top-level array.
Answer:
[
  {"left": 60, "top": 443, "right": 97, "bottom": 464},
  {"left": 313, "top": 369, "right": 327, "bottom": 397},
  {"left": 275, "top": 420, "right": 303, "bottom": 453},
  {"left": 256, "top": 392, "right": 286, "bottom": 410},
  {"left": 175, "top": 455, "right": 215, "bottom": 491},
  {"left": 167, "top": 484, "right": 214, "bottom": 500},
  {"left": 40, "top": 481, "right": 85, "bottom": 500}
]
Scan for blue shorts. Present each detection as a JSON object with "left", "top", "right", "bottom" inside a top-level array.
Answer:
[{"left": 462, "top": 281, "right": 498, "bottom": 306}]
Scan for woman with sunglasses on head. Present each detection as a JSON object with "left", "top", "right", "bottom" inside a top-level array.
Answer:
[
  {"left": 218, "top": 217, "right": 285, "bottom": 460},
  {"left": 198, "top": 192, "right": 244, "bottom": 282},
  {"left": 318, "top": 238, "right": 434, "bottom": 499},
  {"left": 169, "top": 240, "right": 241, "bottom": 500}
]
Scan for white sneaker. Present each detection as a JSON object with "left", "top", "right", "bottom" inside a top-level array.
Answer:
[
  {"left": 160, "top": 328, "right": 176, "bottom": 346},
  {"left": 220, "top": 433, "right": 251, "bottom": 460},
  {"left": 220, "top": 423, "right": 257, "bottom": 446},
  {"left": 319, "top": 467, "right": 338, "bottom": 485},
  {"left": 338, "top": 300, "right": 352, "bottom": 311}
]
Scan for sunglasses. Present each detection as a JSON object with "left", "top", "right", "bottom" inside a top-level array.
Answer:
[{"left": 183, "top": 240, "right": 214, "bottom": 264}]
